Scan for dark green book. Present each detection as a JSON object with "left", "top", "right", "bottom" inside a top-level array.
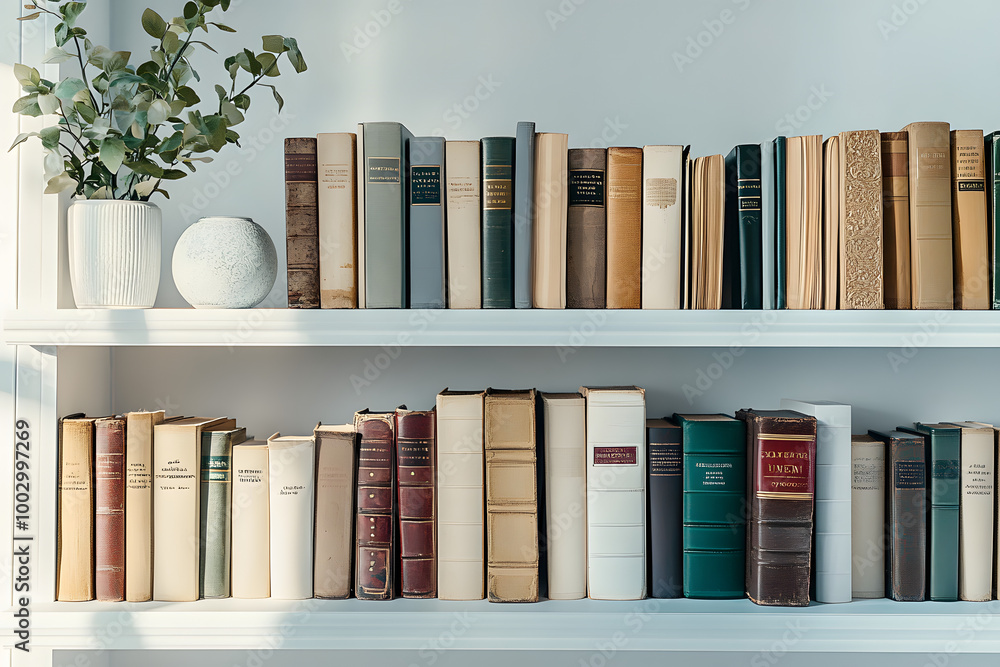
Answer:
[
  {"left": 481, "top": 136, "right": 515, "bottom": 308},
  {"left": 774, "top": 136, "right": 787, "bottom": 309},
  {"left": 199, "top": 425, "right": 246, "bottom": 599},
  {"left": 985, "top": 132, "right": 1000, "bottom": 309},
  {"left": 674, "top": 413, "right": 746, "bottom": 599},
  {"left": 723, "top": 144, "right": 763, "bottom": 309}
]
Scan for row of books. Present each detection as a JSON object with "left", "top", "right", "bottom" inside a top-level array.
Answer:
[
  {"left": 56, "top": 392, "right": 999, "bottom": 605},
  {"left": 283, "top": 121, "right": 1000, "bottom": 311}
]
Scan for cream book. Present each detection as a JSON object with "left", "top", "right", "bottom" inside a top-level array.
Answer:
[
  {"left": 948, "top": 422, "right": 995, "bottom": 601},
  {"left": 313, "top": 423, "right": 357, "bottom": 599},
  {"left": 786, "top": 135, "right": 823, "bottom": 309},
  {"left": 445, "top": 141, "right": 482, "bottom": 308},
  {"left": 123, "top": 410, "right": 167, "bottom": 602},
  {"left": 690, "top": 155, "right": 725, "bottom": 309},
  {"left": 317, "top": 132, "right": 358, "bottom": 308},
  {"left": 851, "top": 434, "right": 884, "bottom": 598},
  {"left": 57, "top": 415, "right": 96, "bottom": 601},
  {"left": 268, "top": 433, "right": 316, "bottom": 599},
  {"left": 232, "top": 438, "right": 270, "bottom": 599},
  {"left": 533, "top": 132, "right": 568, "bottom": 309},
  {"left": 641, "top": 145, "right": 684, "bottom": 309},
  {"left": 821, "top": 136, "right": 840, "bottom": 310},
  {"left": 950, "top": 130, "right": 989, "bottom": 309},
  {"left": 356, "top": 123, "right": 366, "bottom": 308}
]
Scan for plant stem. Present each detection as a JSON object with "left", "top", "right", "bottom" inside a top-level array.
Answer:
[
  {"left": 71, "top": 34, "right": 102, "bottom": 113},
  {"left": 232, "top": 58, "right": 279, "bottom": 101}
]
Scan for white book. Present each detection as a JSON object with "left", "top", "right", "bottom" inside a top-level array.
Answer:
[
  {"left": 232, "top": 439, "right": 270, "bottom": 599},
  {"left": 950, "top": 422, "right": 995, "bottom": 601},
  {"left": 583, "top": 386, "right": 646, "bottom": 600},
  {"left": 124, "top": 409, "right": 165, "bottom": 602},
  {"left": 851, "top": 434, "right": 884, "bottom": 598},
  {"left": 541, "top": 393, "right": 587, "bottom": 600},
  {"left": 445, "top": 141, "right": 482, "bottom": 308},
  {"left": 267, "top": 433, "right": 315, "bottom": 600},
  {"left": 356, "top": 123, "right": 366, "bottom": 308},
  {"left": 532, "top": 132, "right": 568, "bottom": 309},
  {"left": 436, "top": 389, "right": 485, "bottom": 599},
  {"left": 780, "top": 398, "right": 852, "bottom": 603},
  {"left": 641, "top": 145, "right": 684, "bottom": 309},
  {"left": 760, "top": 140, "right": 776, "bottom": 309},
  {"left": 317, "top": 132, "right": 357, "bottom": 309}
]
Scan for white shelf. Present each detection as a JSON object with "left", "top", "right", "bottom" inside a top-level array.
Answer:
[{"left": 3, "top": 308, "right": 998, "bottom": 347}]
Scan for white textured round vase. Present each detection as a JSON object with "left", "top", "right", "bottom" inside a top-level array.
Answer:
[
  {"left": 172, "top": 216, "right": 277, "bottom": 309},
  {"left": 67, "top": 200, "right": 162, "bottom": 308}
]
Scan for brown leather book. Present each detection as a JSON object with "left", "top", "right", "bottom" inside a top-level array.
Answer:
[
  {"left": 484, "top": 389, "right": 539, "bottom": 602},
  {"left": 57, "top": 415, "right": 96, "bottom": 601},
  {"left": 567, "top": 148, "right": 607, "bottom": 308},
  {"left": 95, "top": 417, "right": 126, "bottom": 601},
  {"left": 736, "top": 408, "right": 817, "bottom": 607},
  {"left": 285, "top": 137, "right": 320, "bottom": 308},
  {"left": 881, "top": 132, "right": 912, "bottom": 309},
  {"left": 786, "top": 135, "right": 823, "bottom": 309},
  {"left": 950, "top": 130, "right": 990, "bottom": 309},
  {"left": 606, "top": 147, "right": 642, "bottom": 308},
  {"left": 396, "top": 408, "right": 437, "bottom": 598},
  {"left": 313, "top": 424, "right": 357, "bottom": 599},
  {"left": 839, "top": 130, "right": 884, "bottom": 309},
  {"left": 354, "top": 410, "right": 397, "bottom": 600}
]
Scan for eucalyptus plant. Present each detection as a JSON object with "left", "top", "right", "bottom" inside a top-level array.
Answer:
[{"left": 10, "top": 0, "right": 306, "bottom": 200}]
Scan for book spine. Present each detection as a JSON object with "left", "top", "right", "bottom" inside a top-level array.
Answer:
[
  {"left": 268, "top": 439, "right": 315, "bottom": 599},
  {"left": 959, "top": 431, "right": 995, "bottom": 601},
  {"left": 851, "top": 438, "right": 885, "bottom": 598},
  {"left": 445, "top": 141, "right": 482, "bottom": 308},
  {"left": 356, "top": 123, "right": 366, "bottom": 308},
  {"left": 533, "top": 133, "right": 569, "bottom": 309},
  {"left": 606, "top": 147, "right": 643, "bottom": 309},
  {"left": 822, "top": 137, "right": 840, "bottom": 310},
  {"left": 314, "top": 433, "right": 356, "bottom": 599},
  {"left": 231, "top": 447, "right": 270, "bottom": 599},
  {"left": 408, "top": 137, "right": 446, "bottom": 309},
  {"left": 950, "top": 130, "right": 990, "bottom": 309},
  {"left": 838, "top": 130, "right": 884, "bottom": 309},
  {"left": 514, "top": 121, "right": 536, "bottom": 309},
  {"left": 95, "top": 419, "right": 125, "bottom": 602},
  {"left": 125, "top": 412, "right": 160, "bottom": 601},
  {"left": 481, "top": 137, "right": 515, "bottom": 308},
  {"left": 724, "top": 145, "right": 763, "bottom": 309},
  {"left": 285, "top": 137, "right": 320, "bottom": 308},
  {"left": 907, "top": 122, "right": 954, "bottom": 309},
  {"left": 542, "top": 397, "right": 587, "bottom": 600},
  {"left": 647, "top": 424, "right": 682, "bottom": 598},
  {"left": 642, "top": 146, "right": 685, "bottom": 309},
  {"left": 317, "top": 133, "right": 358, "bottom": 308},
  {"left": 881, "top": 132, "right": 912, "bottom": 309},
  {"left": 395, "top": 411, "right": 437, "bottom": 598},
  {"left": 355, "top": 415, "right": 397, "bottom": 600},
  {"left": 57, "top": 419, "right": 95, "bottom": 601},
  {"left": 884, "top": 434, "right": 926, "bottom": 601},
  {"left": 988, "top": 134, "right": 1000, "bottom": 309},
  {"left": 199, "top": 433, "right": 232, "bottom": 599},
  {"left": 927, "top": 429, "right": 960, "bottom": 601},
  {"left": 364, "top": 123, "right": 410, "bottom": 308},
  {"left": 814, "top": 422, "right": 852, "bottom": 603},
  {"left": 760, "top": 141, "right": 776, "bottom": 309},
  {"left": 774, "top": 137, "right": 787, "bottom": 309},
  {"left": 567, "top": 149, "right": 607, "bottom": 308},
  {"left": 784, "top": 135, "right": 823, "bottom": 310}
]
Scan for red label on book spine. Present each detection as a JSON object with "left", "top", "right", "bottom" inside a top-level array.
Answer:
[
  {"left": 594, "top": 446, "right": 637, "bottom": 466},
  {"left": 755, "top": 437, "right": 815, "bottom": 496}
]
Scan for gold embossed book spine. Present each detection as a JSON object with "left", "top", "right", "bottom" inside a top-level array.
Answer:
[{"left": 838, "top": 130, "right": 884, "bottom": 309}]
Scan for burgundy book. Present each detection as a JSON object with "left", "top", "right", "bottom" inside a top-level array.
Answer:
[
  {"left": 354, "top": 410, "right": 397, "bottom": 600},
  {"left": 95, "top": 417, "right": 126, "bottom": 602},
  {"left": 285, "top": 137, "right": 320, "bottom": 308},
  {"left": 395, "top": 408, "right": 437, "bottom": 598}
]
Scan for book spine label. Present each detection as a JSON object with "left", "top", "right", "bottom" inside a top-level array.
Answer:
[
  {"left": 396, "top": 412, "right": 437, "bottom": 598},
  {"left": 567, "top": 149, "right": 607, "bottom": 309},
  {"left": 514, "top": 122, "right": 536, "bottom": 309},
  {"left": 314, "top": 434, "right": 356, "bottom": 599},
  {"left": 648, "top": 426, "right": 682, "bottom": 598},
  {"left": 95, "top": 419, "right": 125, "bottom": 601},
  {"left": 356, "top": 416, "right": 396, "bottom": 599},
  {"left": 481, "top": 138, "right": 515, "bottom": 308},
  {"left": 755, "top": 437, "right": 815, "bottom": 497},
  {"left": 199, "top": 437, "right": 232, "bottom": 599},
  {"left": 285, "top": 137, "right": 319, "bottom": 308}
]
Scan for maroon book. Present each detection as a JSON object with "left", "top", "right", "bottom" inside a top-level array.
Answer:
[
  {"left": 395, "top": 408, "right": 437, "bottom": 598},
  {"left": 95, "top": 417, "right": 126, "bottom": 601},
  {"left": 354, "top": 410, "right": 397, "bottom": 600}
]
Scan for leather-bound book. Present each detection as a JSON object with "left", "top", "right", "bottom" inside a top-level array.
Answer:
[
  {"left": 736, "top": 409, "right": 817, "bottom": 607},
  {"left": 946, "top": 422, "right": 995, "bottom": 601},
  {"left": 985, "top": 132, "right": 1000, "bottom": 309},
  {"left": 902, "top": 121, "right": 954, "bottom": 309},
  {"left": 690, "top": 155, "right": 726, "bottom": 309},
  {"left": 409, "top": 136, "right": 446, "bottom": 309},
  {"left": 124, "top": 410, "right": 167, "bottom": 602},
  {"left": 821, "top": 136, "right": 840, "bottom": 310},
  {"left": 869, "top": 429, "right": 926, "bottom": 601},
  {"left": 484, "top": 389, "right": 539, "bottom": 602},
  {"left": 481, "top": 137, "right": 516, "bottom": 308},
  {"left": 566, "top": 148, "right": 607, "bottom": 308},
  {"left": 316, "top": 132, "right": 358, "bottom": 308},
  {"left": 267, "top": 434, "right": 315, "bottom": 600},
  {"left": 396, "top": 408, "right": 437, "bottom": 598},
  {"left": 761, "top": 140, "right": 776, "bottom": 309},
  {"left": 285, "top": 137, "right": 319, "bottom": 308},
  {"left": 513, "top": 121, "right": 536, "bottom": 309},
  {"left": 445, "top": 140, "right": 482, "bottom": 308},
  {"left": 57, "top": 414, "right": 96, "bottom": 601},
  {"left": 723, "top": 144, "right": 763, "bottom": 309},
  {"left": 851, "top": 435, "right": 885, "bottom": 598},
  {"left": 606, "top": 147, "right": 642, "bottom": 308},
  {"left": 95, "top": 417, "right": 126, "bottom": 601},
  {"left": 199, "top": 425, "right": 246, "bottom": 599},
  {"left": 881, "top": 131, "right": 911, "bottom": 309},
  {"left": 533, "top": 132, "right": 568, "bottom": 309},
  {"left": 647, "top": 418, "right": 682, "bottom": 598},
  {"left": 642, "top": 145, "right": 685, "bottom": 309},
  {"left": 313, "top": 424, "right": 357, "bottom": 599},
  {"left": 774, "top": 136, "right": 788, "bottom": 309},
  {"left": 785, "top": 135, "right": 823, "bottom": 309},
  {"left": 231, "top": 439, "right": 270, "bottom": 599},
  {"left": 950, "top": 130, "right": 989, "bottom": 309},
  {"left": 839, "top": 130, "right": 884, "bottom": 309},
  {"left": 354, "top": 410, "right": 397, "bottom": 600}
]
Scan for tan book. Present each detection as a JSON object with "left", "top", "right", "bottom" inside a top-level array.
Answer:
[
  {"left": 839, "top": 130, "right": 884, "bottom": 309},
  {"left": 642, "top": 145, "right": 684, "bottom": 309},
  {"left": 533, "top": 132, "right": 568, "bottom": 309},
  {"left": 231, "top": 439, "right": 270, "bottom": 599},
  {"left": 356, "top": 123, "right": 366, "bottom": 308},
  {"left": 851, "top": 434, "right": 884, "bottom": 599},
  {"left": 317, "top": 132, "right": 358, "bottom": 309},
  {"left": 948, "top": 422, "right": 995, "bottom": 601},
  {"left": 123, "top": 410, "right": 166, "bottom": 601},
  {"left": 881, "top": 132, "right": 912, "bottom": 309},
  {"left": 57, "top": 415, "right": 96, "bottom": 601},
  {"left": 950, "top": 130, "right": 990, "bottom": 309},
  {"left": 690, "top": 154, "right": 725, "bottom": 309},
  {"left": 484, "top": 388, "right": 539, "bottom": 602},
  {"left": 822, "top": 136, "right": 840, "bottom": 309},
  {"left": 786, "top": 135, "right": 823, "bottom": 309},
  {"left": 313, "top": 423, "right": 357, "bottom": 599},
  {"left": 903, "top": 121, "right": 953, "bottom": 309},
  {"left": 445, "top": 141, "right": 482, "bottom": 308},
  {"left": 606, "top": 147, "right": 642, "bottom": 308}
]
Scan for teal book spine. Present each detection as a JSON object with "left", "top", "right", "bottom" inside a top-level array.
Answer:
[
  {"left": 723, "top": 144, "right": 763, "bottom": 309},
  {"left": 199, "top": 428, "right": 244, "bottom": 599},
  {"left": 513, "top": 122, "right": 536, "bottom": 309},
  {"left": 481, "top": 136, "right": 515, "bottom": 308},
  {"left": 408, "top": 136, "right": 446, "bottom": 308},
  {"left": 986, "top": 132, "right": 1000, "bottom": 309},
  {"left": 774, "top": 136, "right": 787, "bottom": 309}
]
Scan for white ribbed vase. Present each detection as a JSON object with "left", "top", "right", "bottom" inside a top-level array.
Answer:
[{"left": 67, "top": 200, "right": 162, "bottom": 308}]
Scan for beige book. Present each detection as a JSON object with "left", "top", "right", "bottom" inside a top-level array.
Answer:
[
  {"left": 484, "top": 388, "right": 539, "bottom": 602},
  {"left": 317, "top": 132, "right": 358, "bottom": 308},
  {"left": 690, "top": 155, "right": 725, "bottom": 309},
  {"left": 231, "top": 439, "right": 270, "bottom": 599},
  {"left": 838, "top": 130, "right": 884, "bottom": 309},
  {"left": 57, "top": 416, "right": 97, "bottom": 601},
  {"left": 786, "top": 135, "right": 823, "bottom": 309},
  {"left": 881, "top": 132, "right": 912, "bottom": 309},
  {"left": 903, "top": 121, "right": 954, "bottom": 309},
  {"left": 267, "top": 433, "right": 316, "bottom": 600},
  {"left": 313, "top": 423, "right": 356, "bottom": 598},
  {"left": 436, "top": 389, "right": 486, "bottom": 599},
  {"left": 123, "top": 410, "right": 166, "bottom": 602},
  {"left": 445, "top": 141, "right": 482, "bottom": 308},
  {"left": 356, "top": 123, "right": 366, "bottom": 308},
  {"left": 950, "top": 130, "right": 990, "bottom": 309},
  {"left": 949, "top": 422, "right": 995, "bottom": 601},
  {"left": 533, "top": 133, "right": 568, "bottom": 309},
  {"left": 851, "top": 434, "right": 884, "bottom": 598},
  {"left": 152, "top": 416, "right": 232, "bottom": 601},
  {"left": 606, "top": 147, "right": 642, "bottom": 308},
  {"left": 641, "top": 145, "right": 684, "bottom": 309},
  {"left": 822, "top": 136, "right": 840, "bottom": 309}
]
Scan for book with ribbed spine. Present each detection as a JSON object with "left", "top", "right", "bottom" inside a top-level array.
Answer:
[
  {"left": 317, "top": 132, "right": 358, "bottom": 308},
  {"left": 606, "top": 147, "right": 642, "bottom": 308},
  {"left": 199, "top": 425, "right": 246, "bottom": 599},
  {"left": 124, "top": 410, "right": 167, "bottom": 602},
  {"left": 723, "top": 144, "right": 763, "bottom": 309},
  {"left": 881, "top": 131, "right": 911, "bottom": 309},
  {"left": 285, "top": 137, "right": 319, "bottom": 308},
  {"left": 482, "top": 137, "right": 515, "bottom": 308},
  {"left": 946, "top": 421, "right": 995, "bottom": 601},
  {"left": 445, "top": 141, "right": 482, "bottom": 308},
  {"left": 57, "top": 414, "right": 96, "bottom": 601},
  {"left": 567, "top": 148, "right": 607, "bottom": 308},
  {"left": 950, "top": 130, "right": 989, "bottom": 309},
  {"left": 851, "top": 435, "right": 884, "bottom": 598},
  {"left": 95, "top": 417, "right": 126, "bottom": 601},
  {"left": 267, "top": 433, "right": 315, "bottom": 599},
  {"left": 231, "top": 439, "right": 270, "bottom": 599},
  {"left": 533, "top": 133, "right": 568, "bottom": 309},
  {"left": 313, "top": 424, "right": 357, "bottom": 599},
  {"left": 514, "top": 121, "right": 536, "bottom": 309},
  {"left": 396, "top": 409, "right": 437, "bottom": 598},
  {"left": 647, "top": 418, "right": 682, "bottom": 598},
  {"left": 355, "top": 410, "right": 397, "bottom": 600}
]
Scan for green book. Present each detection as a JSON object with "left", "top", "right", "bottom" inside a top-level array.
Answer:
[
  {"left": 674, "top": 413, "right": 746, "bottom": 599},
  {"left": 985, "top": 132, "right": 1000, "bottom": 309},
  {"left": 723, "top": 144, "right": 763, "bottom": 309},
  {"left": 774, "top": 136, "right": 787, "bottom": 309},
  {"left": 481, "top": 136, "right": 515, "bottom": 308},
  {"left": 199, "top": 426, "right": 246, "bottom": 599}
]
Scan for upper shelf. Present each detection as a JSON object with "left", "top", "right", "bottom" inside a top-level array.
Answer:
[{"left": 2, "top": 308, "right": 998, "bottom": 347}]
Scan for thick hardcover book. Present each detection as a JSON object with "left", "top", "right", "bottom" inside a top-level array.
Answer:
[
  {"left": 267, "top": 434, "right": 315, "bottom": 599},
  {"left": 57, "top": 415, "right": 96, "bottom": 601},
  {"left": 199, "top": 426, "right": 246, "bottom": 599},
  {"left": 901, "top": 423, "right": 960, "bottom": 601},
  {"left": 513, "top": 121, "right": 536, "bottom": 309},
  {"left": 445, "top": 140, "right": 482, "bottom": 308},
  {"left": 355, "top": 410, "right": 397, "bottom": 600},
  {"left": 947, "top": 422, "right": 995, "bottom": 601},
  {"left": 435, "top": 389, "right": 486, "bottom": 600},
  {"left": 674, "top": 414, "right": 746, "bottom": 599},
  {"left": 533, "top": 133, "right": 568, "bottom": 309},
  {"left": 950, "top": 130, "right": 989, "bottom": 309},
  {"left": 606, "top": 147, "right": 643, "bottom": 308},
  {"left": 95, "top": 417, "right": 126, "bottom": 602},
  {"left": 647, "top": 418, "right": 682, "bottom": 598},
  {"left": 737, "top": 409, "right": 817, "bottom": 607},
  {"left": 821, "top": 136, "right": 840, "bottom": 310},
  {"left": 723, "top": 144, "right": 763, "bottom": 309},
  {"left": 124, "top": 410, "right": 166, "bottom": 601},
  {"left": 838, "top": 130, "right": 884, "bottom": 309},
  {"left": 902, "top": 121, "right": 954, "bottom": 309},
  {"left": 396, "top": 409, "right": 437, "bottom": 598},
  {"left": 231, "top": 439, "right": 270, "bottom": 599},
  {"left": 785, "top": 135, "right": 823, "bottom": 310},
  {"left": 313, "top": 424, "right": 357, "bottom": 599},
  {"left": 869, "top": 429, "right": 926, "bottom": 601},
  {"left": 481, "top": 137, "right": 516, "bottom": 308},
  {"left": 285, "top": 137, "right": 319, "bottom": 308},
  {"left": 774, "top": 136, "right": 787, "bottom": 309},
  {"left": 780, "top": 399, "right": 852, "bottom": 603},
  {"left": 761, "top": 141, "right": 776, "bottom": 309},
  {"left": 986, "top": 132, "right": 1000, "bottom": 309},
  {"left": 409, "top": 136, "right": 446, "bottom": 309},
  {"left": 541, "top": 393, "right": 587, "bottom": 600},
  {"left": 316, "top": 132, "right": 358, "bottom": 308},
  {"left": 881, "top": 131, "right": 912, "bottom": 309},
  {"left": 641, "top": 145, "right": 684, "bottom": 309},
  {"left": 690, "top": 155, "right": 726, "bottom": 309},
  {"left": 567, "top": 148, "right": 607, "bottom": 308},
  {"left": 583, "top": 386, "right": 646, "bottom": 600},
  {"left": 851, "top": 435, "right": 885, "bottom": 598},
  {"left": 363, "top": 122, "right": 413, "bottom": 308}
]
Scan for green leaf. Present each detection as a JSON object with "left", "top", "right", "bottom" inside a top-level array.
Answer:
[
  {"left": 74, "top": 101, "right": 97, "bottom": 124},
  {"left": 161, "top": 169, "right": 187, "bottom": 180},
  {"left": 162, "top": 31, "right": 179, "bottom": 55},
  {"left": 283, "top": 37, "right": 307, "bottom": 73},
  {"left": 176, "top": 86, "right": 201, "bottom": 106},
  {"left": 60, "top": 2, "right": 87, "bottom": 28},
  {"left": 100, "top": 138, "right": 126, "bottom": 173},
  {"left": 261, "top": 35, "right": 285, "bottom": 53},
  {"left": 42, "top": 46, "right": 74, "bottom": 64},
  {"left": 220, "top": 100, "right": 244, "bottom": 125},
  {"left": 12, "top": 93, "right": 38, "bottom": 113},
  {"left": 37, "top": 93, "right": 59, "bottom": 114},
  {"left": 54, "top": 22, "right": 69, "bottom": 47},
  {"left": 53, "top": 77, "right": 85, "bottom": 100},
  {"left": 190, "top": 40, "right": 218, "bottom": 54},
  {"left": 184, "top": 1, "right": 199, "bottom": 19},
  {"left": 45, "top": 172, "right": 77, "bottom": 194},
  {"left": 136, "top": 60, "right": 160, "bottom": 78},
  {"left": 141, "top": 8, "right": 167, "bottom": 39},
  {"left": 260, "top": 84, "right": 283, "bottom": 112},
  {"left": 43, "top": 150, "right": 64, "bottom": 178},
  {"left": 256, "top": 52, "right": 279, "bottom": 77},
  {"left": 8, "top": 131, "right": 38, "bottom": 151},
  {"left": 209, "top": 22, "right": 236, "bottom": 33},
  {"left": 103, "top": 51, "right": 131, "bottom": 73},
  {"left": 39, "top": 126, "right": 60, "bottom": 150},
  {"left": 13, "top": 63, "right": 39, "bottom": 87},
  {"left": 147, "top": 99, "right": 171, "bottom": 125},
  {"left": 169, "top": 99, "right": 187, "bottom": 117},
  {"left": 133, "top": 179, "right": 160, "bottom": 199},
  {"left": 232, "top": 93, "right": 250, "bottom": 110},
  {"left": 123, "top": 159, "right": 164, "bottom": 177}
]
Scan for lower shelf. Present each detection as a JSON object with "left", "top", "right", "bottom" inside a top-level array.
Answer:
[{"left": 18, "top": 598, "right": 1000, "bottom": 653}]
